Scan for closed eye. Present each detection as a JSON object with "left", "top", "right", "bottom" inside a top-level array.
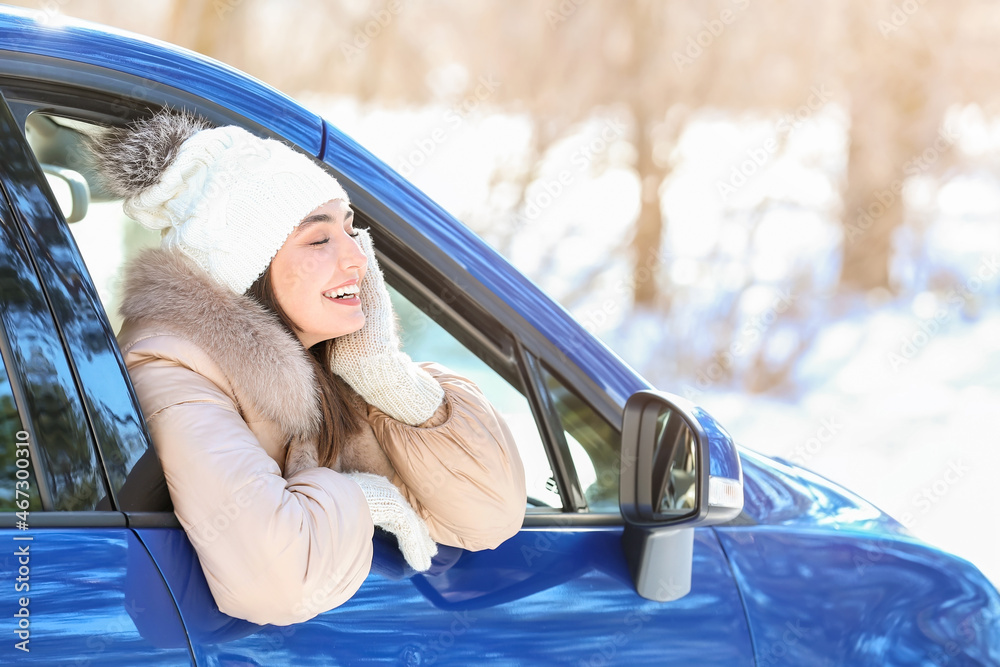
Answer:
[{"left": 310, "top": 237, "right": 329, "bottom": 246}]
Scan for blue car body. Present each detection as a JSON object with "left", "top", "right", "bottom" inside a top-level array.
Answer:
[{"left": 0, "top": 8, "right": 997, "bottom": 665}]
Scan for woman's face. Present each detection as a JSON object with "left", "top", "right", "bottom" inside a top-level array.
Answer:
[{"left": 270, "top": 198, "right": 367, "bottom": 348}]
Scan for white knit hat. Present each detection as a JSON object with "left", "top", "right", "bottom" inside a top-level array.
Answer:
[{"left": 90, "top": 110, "right": 349, "bottom": 294}]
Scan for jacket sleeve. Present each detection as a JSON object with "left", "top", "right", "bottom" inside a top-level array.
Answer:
[
  {"left": 126, "top": 345, "right": 374, "bottom": 626},
  {"left": 366, "top": 362, "right": 526, "bottom": 551}
]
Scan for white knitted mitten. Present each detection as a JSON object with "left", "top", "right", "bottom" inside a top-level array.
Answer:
[
  {"left": 346, "top": 471, "right": 438, "bottom": 571},
  {"left": 330, "top": 228, "right": 445, "bottom": 425}
]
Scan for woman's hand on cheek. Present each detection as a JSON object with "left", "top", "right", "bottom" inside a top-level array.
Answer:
[
  {"left": 328, "top": 230, "right": 445, "bottom": 426},
  {"left": 333, "top": 228, "right": 395, "bottom": 358}
]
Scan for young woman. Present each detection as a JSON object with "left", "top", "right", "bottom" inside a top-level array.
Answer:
[{"left": 91, "top": 111, "right": 526, "bottom": 626}]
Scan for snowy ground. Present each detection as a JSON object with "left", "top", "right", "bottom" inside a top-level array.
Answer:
[{"left": 310, "top": 94, "right": 1000, "bottom": 588}]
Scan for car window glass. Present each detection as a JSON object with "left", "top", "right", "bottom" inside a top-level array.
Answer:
[
  {"left": 539, "top": 364, "right": 621, "bottom": 512},
  {"left": 389, "top": 287, "right": 561, "bottom": 509},
  {"left": 0, "top": 357, "right": 43, "bottom": 512},
  {"left": 0, "top": 149, "right": 106, "bottom": 512},
  {"left": 24, "top": 111, "right": 562, "bottom": 512}
]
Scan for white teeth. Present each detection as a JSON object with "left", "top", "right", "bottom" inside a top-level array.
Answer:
[{"left": 324, "top": 285, "right": 359, "bottom": 299}]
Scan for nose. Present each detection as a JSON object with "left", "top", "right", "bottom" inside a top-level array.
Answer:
[{"left": 339, "top": 232, "right": 367, "bottom": 275}]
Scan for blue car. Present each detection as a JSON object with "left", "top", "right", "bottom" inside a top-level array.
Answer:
[{"left": 0, "top": 7, "right": 997, "bottom": 665}]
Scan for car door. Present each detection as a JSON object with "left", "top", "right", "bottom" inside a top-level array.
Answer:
[
  {"left": 0, "top": 92, "right": 193, "bottom": 665},
  {"left": 3, "top": 61, "right": 755, "bottom": 665}
]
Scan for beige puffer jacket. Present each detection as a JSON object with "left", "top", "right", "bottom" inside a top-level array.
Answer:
[{"left": 115, "top": 246, "right": 526, "bottom": 626}]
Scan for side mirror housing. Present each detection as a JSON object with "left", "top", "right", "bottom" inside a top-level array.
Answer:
[{"left": 619, "top": 390, "right": 744, "bottom": 602}]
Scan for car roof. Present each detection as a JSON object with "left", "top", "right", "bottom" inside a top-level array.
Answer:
[{"left": 0, "top": 6, "right": 323, "bottom": 152}]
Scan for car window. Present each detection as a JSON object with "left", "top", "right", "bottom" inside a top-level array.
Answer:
[
  {"left": 25, "top": 111, "right": 563, "bottom": 512},
  {"left": 25, "top": 113, "right": 161, "bottom": 335},
  {"left": 389, "top": 287, "right": 561, "bottom": 509},
  {"left": 0, "top": 356, "right": 43, "bottom": 513},
  {"left": 538, "top": 364, "right": 621, "bottom": 512}
]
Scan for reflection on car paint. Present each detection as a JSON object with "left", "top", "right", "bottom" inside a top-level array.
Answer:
[
  {"left": 136, "top": 525, "right": 755, "bottom": 665},
  {"left": 691, "top": 405, "right": 742, "bottom": 480},
  {"left": 715, "top": 528, "right": 1000, "bottom": 665},
  {"left": 0, "top": 528, "right": 191, "bottom": 664},
  {"left": 739, "top": 447, "right": 910, "bottom": 534}
]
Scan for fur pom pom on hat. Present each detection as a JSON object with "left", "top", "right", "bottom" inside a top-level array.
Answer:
[{"left": 89, "top": 109, "right": 349, "bottom": 295}]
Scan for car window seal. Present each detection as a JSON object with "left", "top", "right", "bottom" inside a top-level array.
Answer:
[{"left": 516, "top": 343, "right": 587, "bottom": 511}]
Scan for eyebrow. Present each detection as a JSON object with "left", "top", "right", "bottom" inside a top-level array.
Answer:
[{"left": 296, "top": 209, "right": 354, "bottom": 233}]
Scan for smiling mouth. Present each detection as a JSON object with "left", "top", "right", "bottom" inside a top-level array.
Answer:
[{"left": 323, "top": 285, "right": 360, "bottom": 300}]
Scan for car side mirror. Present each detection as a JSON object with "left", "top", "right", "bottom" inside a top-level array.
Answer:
[
  {"left": 619, "top": 390, "right": 744, "bottom": 602},
  {"left": 41, "top": 164, "right": 90, "bottom": 223}
]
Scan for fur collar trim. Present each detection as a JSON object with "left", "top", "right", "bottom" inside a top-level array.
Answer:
[{"left": 118, "top": 246, "right": 321, "bottom": 438}]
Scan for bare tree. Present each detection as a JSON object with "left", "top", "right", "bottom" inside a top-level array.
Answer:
[{"left": 836, "top": 0, "right": 959, "bottom": 292}]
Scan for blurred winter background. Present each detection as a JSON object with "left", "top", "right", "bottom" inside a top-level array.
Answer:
[{"left": 11, "top": 0, "right": 999, "bottom": 584}]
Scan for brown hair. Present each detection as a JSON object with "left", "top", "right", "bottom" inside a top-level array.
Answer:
[{"left": 246, "top": 266, "right": 365, "bottom": 466}]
